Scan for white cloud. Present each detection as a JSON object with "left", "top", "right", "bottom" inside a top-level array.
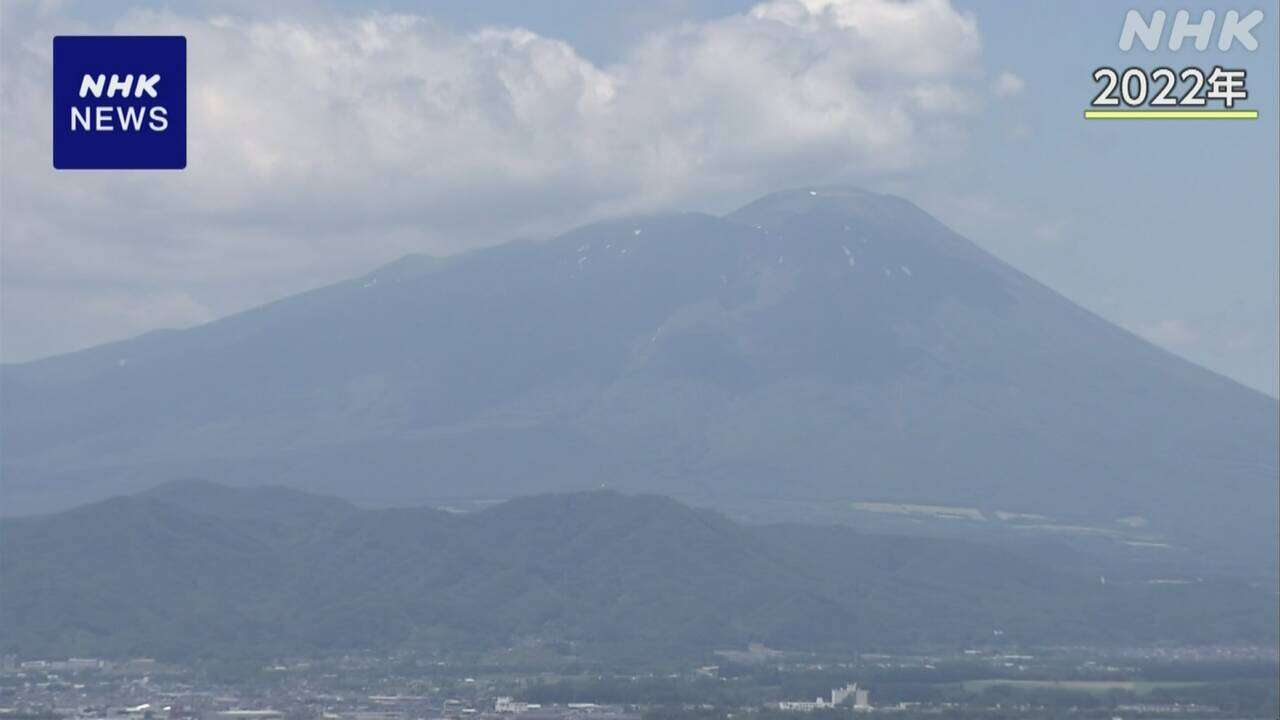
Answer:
[
  {"left": 1, "top": 0, "right": 986, "bottom": 361},
  {"left": 991, "top": 70, "right": 1025, "bottom": 97}
]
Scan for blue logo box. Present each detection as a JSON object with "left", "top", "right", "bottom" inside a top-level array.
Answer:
[{"left": 53, "top": 36, "right": 186, "bottom": 169}]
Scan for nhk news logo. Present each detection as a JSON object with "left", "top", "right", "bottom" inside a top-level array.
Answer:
[{"left": 53, "top": 35, "right": 186, "bottom": 169}]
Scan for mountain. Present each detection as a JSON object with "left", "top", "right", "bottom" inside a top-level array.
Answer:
[
  {"left": 2, "top": 187, "right": 1276, "bottom": 568},
  {"left": 1, "top": 482, "right": 1274, "bottom": 662}
]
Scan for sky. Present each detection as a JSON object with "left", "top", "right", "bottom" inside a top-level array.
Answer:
[{"left": 1, "top": 0, "right": 1276, "bottom": 396}]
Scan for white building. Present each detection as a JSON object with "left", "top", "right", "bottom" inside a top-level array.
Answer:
[
  {"left": 493, "top": 698, "right": 541, "bottom": 714},
  {"left": 778, "top": 683, "right": 870, "bottom": 712}
]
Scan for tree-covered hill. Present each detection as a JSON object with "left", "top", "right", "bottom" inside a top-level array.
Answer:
[{"left": 2, "top": 481, "right": 1273, "bottom": 662}]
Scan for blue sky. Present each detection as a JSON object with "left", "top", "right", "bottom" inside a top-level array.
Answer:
[
  {"left": 2, "top": 0, "right": 1276, "bottom": 395},
  {"left": 935, "top": 0, "right": 1278, "bottom": 396}
]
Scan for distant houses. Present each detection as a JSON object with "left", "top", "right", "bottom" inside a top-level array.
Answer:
[{"left": 777, "top": 683, "right": 870, "bottom": 712}]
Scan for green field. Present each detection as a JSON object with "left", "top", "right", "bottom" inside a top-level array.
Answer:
[{"left": 961, "top": 679, "right": 1204, "bottom": 696}]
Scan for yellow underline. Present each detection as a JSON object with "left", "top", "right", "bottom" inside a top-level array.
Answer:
[{"left": 1084, "top": 109, "right": 1258, "bottom": 120}]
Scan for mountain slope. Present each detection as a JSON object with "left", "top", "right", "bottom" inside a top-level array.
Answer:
[
  {"left": 1, "top": 483, "right": 1273, "bottom": 661},
  {"left": 2, "top": 187, "right": 1275, "bottom": 566}
]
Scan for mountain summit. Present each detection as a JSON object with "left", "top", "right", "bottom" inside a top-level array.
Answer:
[{"left": 3, "top": 187, "right": 1275, "bottom": 566}]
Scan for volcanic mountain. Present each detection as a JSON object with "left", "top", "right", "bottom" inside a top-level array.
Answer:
[{"left": 3, "top": 187, "right": 1275, "bottom": 567}]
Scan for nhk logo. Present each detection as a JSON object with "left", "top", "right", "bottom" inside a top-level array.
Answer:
[
  {"left": 1118, "top": 9, "right": 1264, "bottom": 51},
  {"left": 53, "top": 36, "right": 186, "bottom": 169},
  {"left": 73, "top": 73, "right": 169, "bottom": 131}
]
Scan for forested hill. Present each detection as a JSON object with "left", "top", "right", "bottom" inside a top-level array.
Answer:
[{"left": 2, "top": 481, "right": 1274, "bottom": 662}]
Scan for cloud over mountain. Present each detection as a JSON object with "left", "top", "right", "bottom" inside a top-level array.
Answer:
[{"left": 1, "top": 0, "right": 984, "bottom": 360}]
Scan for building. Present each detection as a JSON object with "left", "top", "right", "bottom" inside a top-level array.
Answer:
[
  {"left": 494, "top": 698, "right": 542, "bottom": 714},
  {"left": 778, "top": 683, "right": 870, "bottom": 712}
]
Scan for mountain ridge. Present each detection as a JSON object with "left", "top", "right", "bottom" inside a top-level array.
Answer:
[
  {"left": 2, "top": 482, "right": 1274, "bottom": 662},
  {"left": 2, "top": 187, "right": 1275, "bottom": 571}
]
